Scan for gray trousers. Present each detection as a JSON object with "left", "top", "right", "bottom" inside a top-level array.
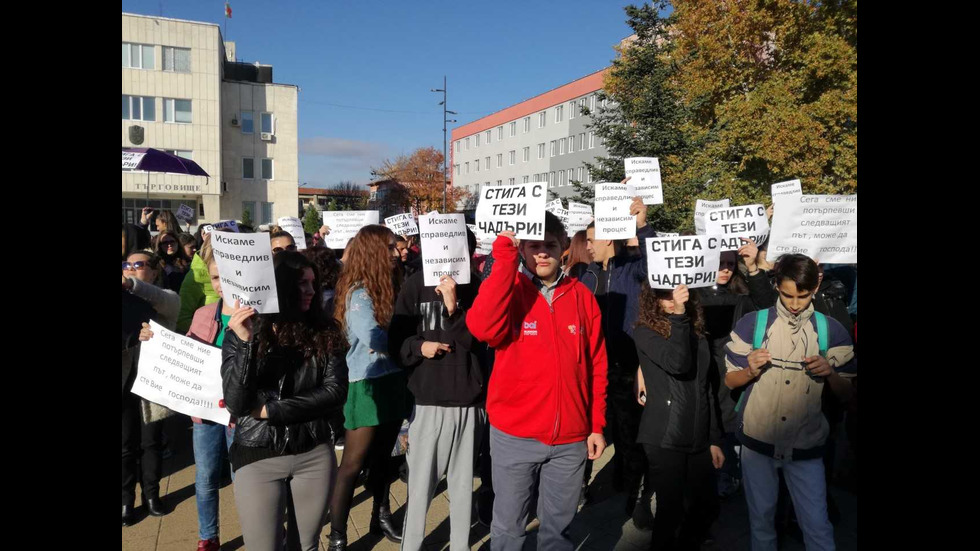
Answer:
[
  {"left": 401, "top": 405, "right": 486, "bottom": 551},
  {"left": 233, "top": 444, "right": 335, "bottom": 551},
  {"left": 489, "top": 425, "right": 586, "bottom": 551}
]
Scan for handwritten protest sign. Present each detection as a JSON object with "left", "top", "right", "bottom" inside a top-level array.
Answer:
[
  {"left": 475, "top": 181, "right": 546, "bottom": 240},
  {"left": 419, "top": 213, "right": 472, "bottom": 287},
  {"left": 703, "top": 204, "right": 770, "bottom": 251},
  {"left": 594, "top": 183, "right": 636, "bottom": 240},
  {"left": 624, "top": 157, "right": 664, "bottom": 205},
  {"left": 467, "top": 224, "right": 494, "bottom": 255},
  {"left": 385, "top": 213, "right": 419, "bottom": 237},
  {"left": 546, "top": 199, "right": 563, "bottom": 212},
  {"left": 646, "top": 236, "right": 721, "bottom": 289},
  {"left": 771, "top": 179, "right": 803, "bottom": 198},
  {"left": 322, "top": 210, "right": 380, "bottom": 249},
  {"left": 122, "top": 151, "right": 146, "bottom": 170},
  {"left": 176, "top": 204, "right": 195, "bottom": 222},
  {"left": 210, "top": 231, "right": 279, "bottom": 313},
  {"left": 568, "top": 202, "right": 594, "bottom": 233},
  {"left": 694, "top": 199, "right": 731, "bottom": 235},
  {"left": 277, "top": 216, "right": 308, "bottom": 250},
  {"left": 769, "top": 195, "right": 857, "bottom": 263},
  {"left": 132, "top": 320, "right": 230, "bottom": 425}
]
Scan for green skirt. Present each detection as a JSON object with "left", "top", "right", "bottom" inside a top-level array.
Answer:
[{"left": 343, "top": 371, "right": 412, "bottom": 430}]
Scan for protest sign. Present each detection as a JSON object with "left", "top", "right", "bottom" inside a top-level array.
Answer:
[
  {"left": 202, "top": 219, "right": 240, "bottom": 235},
  {"left": 624, "top": 157, "right": 664, "bottom": 205},
  {"left": 467, "top": 224, "right": 494, "bottom": 255},
  {"left": 475, "top": 181, "right": 547, "bottom": 240},
  {"left": 176, "top": 204, "right": 195, "bottom": 222},
  {"left": 703, "top": 204, "right": 770, "bottom": 251},
  {"left": 694, "top": 199, "right": 731, "bottom": 235},
  {"left": 122, "top": 151, "right": 146, "bottom": 170},
  {"left": 419, "top": 213, "right": 472, "bottom": 286},
  {"left": 771, "top": 179, "right": 803, "bottom": 198},
  {"left": 132, "top": 320, "right": 230, "bottom": 425},
  {"left": 210, "top": 231, "right": 279, "bottom": 313},
  {"left": 322, "top": 210, "right": 380, "bottom": 249},
  {"left": 277, "top": 216, "right": 308, "bottom": 250},
  {"left": 568, "top": 202, "right": 594, "bottom": 233},
  {"left": 769, "top": 195, "right": 857, "bottom": 263},
  {"left": 657, "top": 231, "right": 680, "bottom": 237},
  {"left": 594, "top": 183, "right": 636, "bottom": 240},
  {"left": 645, "top": 236, "right": 721, "bottom": 290},
  {"left": 545, "top": 199, "right": 564, "bottom": 213},
  {"left": 384, "top": 213, "right": 420, "bottom": 237}
]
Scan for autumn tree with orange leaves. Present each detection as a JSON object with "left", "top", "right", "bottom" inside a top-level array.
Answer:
[{"left": 372, "top": 146, "right": 468, "bottom": 214}]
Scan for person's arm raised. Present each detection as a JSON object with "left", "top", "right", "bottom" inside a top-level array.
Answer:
[{"left": 466, "top": 231, "right": 520, "bottom": 347}]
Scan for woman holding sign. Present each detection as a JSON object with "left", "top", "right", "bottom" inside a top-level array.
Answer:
[
  {"left": 328, "top": 225, "right": 411, "bottom": 550},
  {"left": 633, "top": 284, "right": 724, "bottom": 551},
  {"left": 220, "top": 250, "right": 349, "bottom": 551}
]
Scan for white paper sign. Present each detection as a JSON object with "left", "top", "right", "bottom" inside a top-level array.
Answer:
[
  {"left": 475, "top": 181, "right": 547, "bottom": 240},
  {"left": 646, "top": 236, "right": 722, "bottom": 289},
  {"left": 771, "top": 179, "right": 803, "bottom": 198},
  {"left": 277, "top": 217, "right": 308, "bottom": 250},
  {"left": 210, "top": 231, "right": 280, "bottom": 313},
  {"left": 568, "top": 202, "right": 594, "bottom": 234},
  {"left": 176, "top": 204, "right": 195, "bottom": 222},
  {"left": 385, "top": 213, "right": 420, "bottom": 237},
  {"left": 322, "top": 210, "right": 380, "bottom": 249},
  {"left": 419, "top": 214, "right": 472, "bottom": 287},
  {"left": 594, "top": 183, "right": 636, "bottom": 240},
  {"left": 545, "top": 199, "right": 564, "bottom": 213},
  {"left": 695, "top": 199, "right": 731, "bottom": 235},
  {"left": 122, "top": 151, "right": 146, "bottom": 170},
  {"left": 202, "top": 219, "right": 241, "bottom": 236},
  {"left": 624, "top": 157, "right": 664, "bottom": 205},
  {"left": 704, "top": 204, "right": 770, "bottom": 251},
  {"left": 656, "top": 231, "right": 680, "bottom": 237},
  {"left": 769, "top": 195, "right": 857, "bottom": 263},
  {"left": 132, "top": 320, "right": 230, "bottom": 425},
  {"left": 467, "top": 224, "right": 494, "bottom": 255}
]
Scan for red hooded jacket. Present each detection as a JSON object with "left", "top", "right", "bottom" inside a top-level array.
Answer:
[{"left": 466, "top": 235, "right": 608, "bottom": 445}]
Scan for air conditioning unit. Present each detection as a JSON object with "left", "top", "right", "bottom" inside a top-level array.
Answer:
[
  {"left": 231, "top": 117, "right": 240, "bottom": 126},
  {"left": 260, "top": 132, "right": 273, "bottom": 141}
]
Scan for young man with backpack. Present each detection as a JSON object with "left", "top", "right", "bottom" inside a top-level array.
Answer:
[
  {"left": 466, "top": 211, "right": 608, "bottom": 551},
  {"left": 725, "top": 254, "right": 855, "bottom": 551}
]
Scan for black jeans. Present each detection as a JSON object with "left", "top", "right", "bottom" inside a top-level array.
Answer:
[
  {"left": 122, "top": 390, "right": 164, "bottom": 505},
  {"left": 642, "top": 444, "right": 719, "bottom": 551}
]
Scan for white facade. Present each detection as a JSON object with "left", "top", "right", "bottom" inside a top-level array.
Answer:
[{"left": 122, "top": 12, "right": 298, "bottom": 227}]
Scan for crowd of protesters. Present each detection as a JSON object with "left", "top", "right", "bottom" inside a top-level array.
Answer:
[{"left": 122, "top": 188, "right": 857, "bottom": 551}]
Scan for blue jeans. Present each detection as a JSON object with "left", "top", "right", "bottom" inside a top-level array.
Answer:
[
  {"left": 741, "top": 447, "right": 834, "bottom": 551},
  {"left": 192, "top": 422, "right": 235, "bottom": 541}
]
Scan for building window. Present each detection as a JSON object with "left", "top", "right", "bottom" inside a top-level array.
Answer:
[
  {"left": 509, "top": 178, "right": 515, "bottom": 185},
  {"left": 164, "top": 150, "right": 193, "bottom": 160},
  {"left": 122, "top": 95, "right": 155, "bottom": 121},
  {"left": 465, "top": 137, "right": 470, "bottom": 150},
  {"left": 580, "top": 133, "right": 586, "bottom": 150},
  {"left": 241, "top": 111, "right": 254, "bottom": 133},
  {"left": 261, "top": 202, "right": 274, "bottom": 225},
  {"left": 475, "top": 159, "right": 481, "bottom": 172},
  {"left": 262, "top": 159, "right": 273, "bottom": 179},
  {"left": 485, "top": 130, "right": 491, "bottom": 144},
  {"left": 485, "top": 156, "right": 491, "bottom": 171},
  {"left": 496, "top": 154, "right": 503, "bottom": 168},
  {"left": 559, "top": 139, "right": 565, "bottom": 155},
  {"left": 579, "top": 98, "right": 587, "bottom": 115},
  {"left": 497, "top": 126, "right": 504, "bottom": 140},
  {"left": 486, "top": 181, "right": 491, "bottom": 188},
  {"left": 589, "top": 131, "right": 595, "bottom": 149},
  {"left": 509, "top": 150, "right": 516, "bottom": 165},
  {"left": 590, "top": 95, "right": 597, "bottom": 112},
  {"left": 549, "top": 171, "right": 556, "bottom": 188},
  {"left": 523, "top": 147, "right": 530, "bottom": 162},
  {"left": 243, "top": 158, "right": 254, "bottom": 179},
  {"left": 523, "top": 175, "right": 529, "bottom": 183},
  {"left": 569, "top": 101, "right": 576, "bottom": 119},
  {"left": 537, "top": 143, "right": 545, "bottom": 159},
  {"left": 455, "top": 141, "right": 460, "bottom": 153},
  {"left": 475, "top": 133, "right": 480, "bottom": 147},
  {"left": 587, "top": 170, "right": 593, "bottom": 183},
  {"left": 465, "top": 162, "right": 469, "bottom": 174},
  {"left": 496, "top": 180, "right": 502, "bottom": 186},
  {"left": 568, "top": 136, "right": 574, "bottom": 153},
  {"left": 577, "top": 167, "right": 583, "bottom": 182},
  {"left": 550, "top": 141, "right": 556, "bottom": 157},
  {"left": 568, "top": 169, "right": 574, "bottom": 184},
  {"left": 242, "top": 201, "right": 256, "bottom": 222},
  {"left": 162, "top": 46, "right": 191, "bottom": 72},
  {"left": 523, "top": 116, "right": 530, "bottom": 133},
  {"left": 455, "top": 164, "right": 460, "bottom": 175},
  {"left": 122, "top": 43, "right": 154, "bottom": 69},
  {"left": 556, "top": 105, "right": 563, "bottom": 123},
  {"left": 261, "top": 113, "right": 274, "bottom": 134},
  {"left": 509, "top": 121, "right": 517, "bottom": 137},
  {"left": 164, "top": 98, "right": 192, "bottom": 123}
]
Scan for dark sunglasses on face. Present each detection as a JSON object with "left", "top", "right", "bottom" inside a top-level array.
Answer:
[
  {"left": 272, "top": 244, "right": 298, "bottom": 253},
  {"left": 122, "top": 261, "right": 151, "bottom": 271},
  {"left": 160, "top": 240, "right": 177, "bottom": 246}
]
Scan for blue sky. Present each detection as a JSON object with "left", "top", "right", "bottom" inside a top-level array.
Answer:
[{"left": 122, "top": 1, "right": 646, "bottom": 188}]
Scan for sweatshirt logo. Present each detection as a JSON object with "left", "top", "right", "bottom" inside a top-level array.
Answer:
[
  {"left": 523, "top": 320, "right": 538, "bottom": 337},
  {"left": 568, "top": 325, "right": 577, "bottom": 335}
]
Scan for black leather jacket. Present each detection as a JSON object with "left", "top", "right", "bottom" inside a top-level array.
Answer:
[{"left": 221, "top": 330, "right": 348, "bottom": 455}]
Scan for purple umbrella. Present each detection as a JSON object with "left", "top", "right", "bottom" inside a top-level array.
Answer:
[{"left": 122, "top": 147, "right": 210, "bottom": 201}]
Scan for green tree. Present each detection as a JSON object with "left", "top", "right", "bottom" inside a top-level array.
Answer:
[
  {"left": 302, "top": 202, "right": 321, "bottom": 235},
  {"left": 241, "top": 205, "right": 254, "bottom": 228}
]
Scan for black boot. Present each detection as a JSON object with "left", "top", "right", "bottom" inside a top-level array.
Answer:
[
  {"left": 327, "top": 530, "right": 347, "bottom": 551},
  {"left": 144, "top": 495, "right": 167, "bottom": 517},
  {"left": 370, "top": 503, "right": 402, "bottom": 543},
  {"left": 122, "top": 503, "right": 137, "bottom": 527}
]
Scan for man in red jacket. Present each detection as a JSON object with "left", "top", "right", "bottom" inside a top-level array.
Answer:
[{"left": 466, "top": 211, "right": 607, "bottom": 551}]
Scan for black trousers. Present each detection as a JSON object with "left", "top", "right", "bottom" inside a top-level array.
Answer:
[
  {"left": 642, "top": 444, "right": 719, "bottom": 551},
  {"left": 122, "top": 390, "right": 163, "bottom": 505}
]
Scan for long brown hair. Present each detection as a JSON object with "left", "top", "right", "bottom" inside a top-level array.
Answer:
[
  {"left": 636, "top": 287, "right": 706, "bottom": 338},
  {"left": 333, "top": 225, "right": 399, "bottom": 330},
  {"left": 564, "top": 230, "right": 592, "bottom": 270}
]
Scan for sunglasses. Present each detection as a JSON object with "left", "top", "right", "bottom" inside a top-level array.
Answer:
[
  {"left": 122, "top": 261, "right": 151, "bottom": 271},
  {"left": 272, "top": 244, "right": 298, "bottom": 253},
  {"left": 160, "top": 240, "right": 177, "bottom": 246}
]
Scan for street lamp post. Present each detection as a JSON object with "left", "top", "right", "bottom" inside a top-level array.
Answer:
[{"left": 432, "top": 76, "right": 456, "bottom": 212}]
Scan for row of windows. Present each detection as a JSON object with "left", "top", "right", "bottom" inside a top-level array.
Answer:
[
  {"left": 462, "top": 167, "right": 591, "bottom": 193},
  {"left": 454, "top": 132, "right": 598, "bottom": 174},
  {"left": 242, "top": 201, "right": 275, "bottom": 225},
  {"left": 122, "top": 43, "right": 191, "bottom": 72},
  {"left": 242, "top": 158, "right": 274, "bottom": 180},
  {"left": 122, "top": 95, "right": 192, "bottom": 123},
  {"left": 454, "top": 95, "right": 608, "bottom": 152}
]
